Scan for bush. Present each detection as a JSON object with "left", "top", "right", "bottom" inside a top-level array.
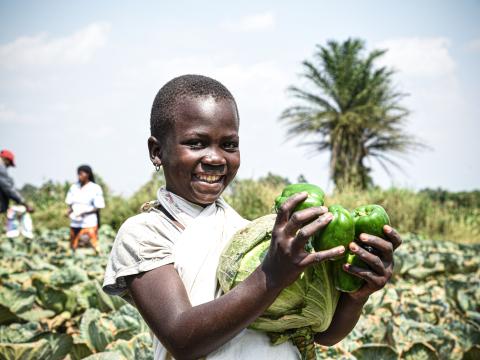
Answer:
[
  {"left": 224, "top": 173, "right": 289, "bottom": 220},
  {"left": 329, "top": 187, "right": 480, "bottom": 244},
  {"left": 18, "top": 173, "right": 479, "bottom": 243}
]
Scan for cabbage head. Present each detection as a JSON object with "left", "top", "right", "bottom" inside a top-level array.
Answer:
[{"left": 217, "top": 214, "right": 340, "bottom": 359}]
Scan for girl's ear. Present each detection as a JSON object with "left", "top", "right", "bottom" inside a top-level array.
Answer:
[{"left": 148, "top": 136, "right": 162, "bottom": 167}]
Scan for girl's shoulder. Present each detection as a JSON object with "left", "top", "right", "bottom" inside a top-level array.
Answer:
[
  {"left": 87, "top": 182, "right": 103, "bottom": 192},
  {"left": 117, "top": 204, "right": 179, "bottom": 239}
]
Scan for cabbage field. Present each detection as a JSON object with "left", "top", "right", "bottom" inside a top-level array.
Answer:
[
  {"left": 0, "top": 228, "right": 479, "bottom": 359},
  {"left": 0, "top": 227, "right": 151, "bottom": 360}
]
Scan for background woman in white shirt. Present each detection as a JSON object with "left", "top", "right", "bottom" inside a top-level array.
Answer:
[{"left": 65, "top": 165, "right": 105, "bottom": 253}]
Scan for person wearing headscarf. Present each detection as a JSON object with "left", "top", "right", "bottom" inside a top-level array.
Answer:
[{"left": 66, "top": 165, "right": 105, "bottom": 253}]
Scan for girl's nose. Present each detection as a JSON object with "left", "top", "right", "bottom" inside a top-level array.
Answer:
[{"left": 203, "top": 150, "right": 226, "bottom": 165}]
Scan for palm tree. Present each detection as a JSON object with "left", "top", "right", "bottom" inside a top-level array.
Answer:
[{"left": 280, "top": 38, "right": 423, "bottom": 190}]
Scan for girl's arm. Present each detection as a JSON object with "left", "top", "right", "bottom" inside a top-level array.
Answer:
[
  {"left": 314, "top": 226, "right": 402, "bottom": 346},
  {"left": 127, "top": 193, "right": 345, "bottom": 360}
]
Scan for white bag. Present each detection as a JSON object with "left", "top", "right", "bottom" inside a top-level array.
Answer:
[{"left": 6, "top": 205, "right": 34, "bottom": 239}]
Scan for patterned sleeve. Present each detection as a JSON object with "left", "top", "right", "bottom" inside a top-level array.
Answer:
[{"left": 102, "top": 212, "right": 176, "bottom": 297}]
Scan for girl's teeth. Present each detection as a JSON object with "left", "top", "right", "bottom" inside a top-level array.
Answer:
[{"left": 197, "top": 175, "right": 221, "bottom": 183}]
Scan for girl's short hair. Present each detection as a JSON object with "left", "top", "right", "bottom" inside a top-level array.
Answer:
[{"left": 150, "top": 74, "right": 238, "bottom": 143}]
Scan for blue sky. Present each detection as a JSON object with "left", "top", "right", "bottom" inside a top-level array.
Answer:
[{"left": 1, "top": 0, "right": 479, "bottom": 195}]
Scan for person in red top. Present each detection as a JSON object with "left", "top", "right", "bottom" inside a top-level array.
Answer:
[{"left": 0, "top": 150, "right": 34, "bottom": 214}]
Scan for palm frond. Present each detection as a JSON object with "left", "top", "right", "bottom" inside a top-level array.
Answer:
[{"left": 278, "top": 38, "right": 426, "bottom": 189}]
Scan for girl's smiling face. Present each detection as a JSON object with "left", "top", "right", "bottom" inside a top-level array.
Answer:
[{"left": 153, "top": 95, "right": 240, "bottom": 206}]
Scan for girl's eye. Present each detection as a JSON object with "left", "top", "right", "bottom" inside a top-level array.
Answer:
[
  {"left": 223, "top": 141, "right": 239, "bottom": 151},
  {"left": 187, "top": 141, "right": 204, "bottom": 149}
]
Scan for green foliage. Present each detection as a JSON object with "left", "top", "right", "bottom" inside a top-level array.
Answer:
[
  {"left": 224, "top": 174, "right": 289, "bottom": 220},
  {"left": 330, "top": 187, "right": 480, "bottom": 244},
  {"left": 74, "top": 280, "right": 125, "bottom": 314},
  {"left": 0, "top": 323, "right": 42, "bottom": 344},
  {"left": 32, "top": 276, "right": 77, "bottom": 314},
  {"left": 79, "top": 309, "right": 114, "bottom": 353},
  {"left": 1, "top": 193, "right": 479, "bottom": 359},
  {"left": 225, "top": 181, "right": 479, "bottom": 244},
  {"left": 280, "top": 38, "right": 424, "bottom": 190},
  {"left": 419, "top": 188, "right": 480, "bottom": 209},
  {"left": 30, "top": 333, "right": 73, "bottom": 360},
  {"left": 351, "top": 344, "right": 398, "bottom": 360},
  {"left": 20, "top": 181, "right": 71, "bottom": 229},
  {"left": 218, "top": 213, "right": 480, "bottom": 359},
  {"left": 315, "top": 237, "right": 480, "bottom": 359},
  {"left": 0, "top": 333, "right": 72, "bottom": 360},
  {"left": 0, "top": 228, "right": 151, "bottom": 359},
  {"left": 102, "top": 170, "right": 165, "bottom": 230},
  {"left": 17, "top": 171, "right": 480, "bottom": 244},
  {"left": 0, "top": 338, "right": 53, "bottom": 360},
  {"left": 105, "top": 332, "right": 153, "bottom": 360}
]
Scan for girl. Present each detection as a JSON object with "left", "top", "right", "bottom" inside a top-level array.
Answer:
[
  {"left": 66, "top": 165, "right": 105, "bottom": 253},
  {"left": 103, "top": 75, "right": 401, "bottom": 360}
]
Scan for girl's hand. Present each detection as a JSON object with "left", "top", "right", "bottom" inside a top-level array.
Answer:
[
  {"left": 262, "top": 192, "right": 345, "bottom": 289},
  {"left": 344, "top": 225, "right": 402, "bottom": 302}
]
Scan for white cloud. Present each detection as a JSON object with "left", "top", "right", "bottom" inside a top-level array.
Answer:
[
  {"left": 466, "top": 38, "right": 480, "bottom": 52},
  {"left": 210, "top": 61, "right": 286, "bottom": 95},
  {"left": 119, "top": 55, "right": 287, "bottom": 96},
  {"left": 0, "top": 104, "right": 19, "bottom": 124},
  {"left": 376, "top": 37, "right": 455, "bottom": 77},
  {"left": 370, "top": 37, "right": 479, "bottom": 191},
  {"left": 0, "top": 22, "right": 111, "bottom": 68},
  {"left": 222, "top": 12, "right": 275, "bottom": 32}
]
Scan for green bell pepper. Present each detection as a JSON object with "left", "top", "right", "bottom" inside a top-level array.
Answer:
[
  {"left": 333, "top": 204, "right": 391, "bottom": 292},
  {"left": 274, "top": 183, "right": 325, "bottom": 253},
  {"left": 313, "top": 204, "right": 354, "bottom": 260},
  {"left": 352, "top": 204, "right": 390, "bottom": 239},
  {"left": 333, "top": 252, "right": 366, "bottom": 293},
  {"left": 274, "top": 183, "right": 325, "bottom": 212}
]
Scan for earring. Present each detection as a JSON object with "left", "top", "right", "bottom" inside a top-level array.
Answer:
[{"left": 153, "top": 162, "right": 161, "bottom": 172}]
